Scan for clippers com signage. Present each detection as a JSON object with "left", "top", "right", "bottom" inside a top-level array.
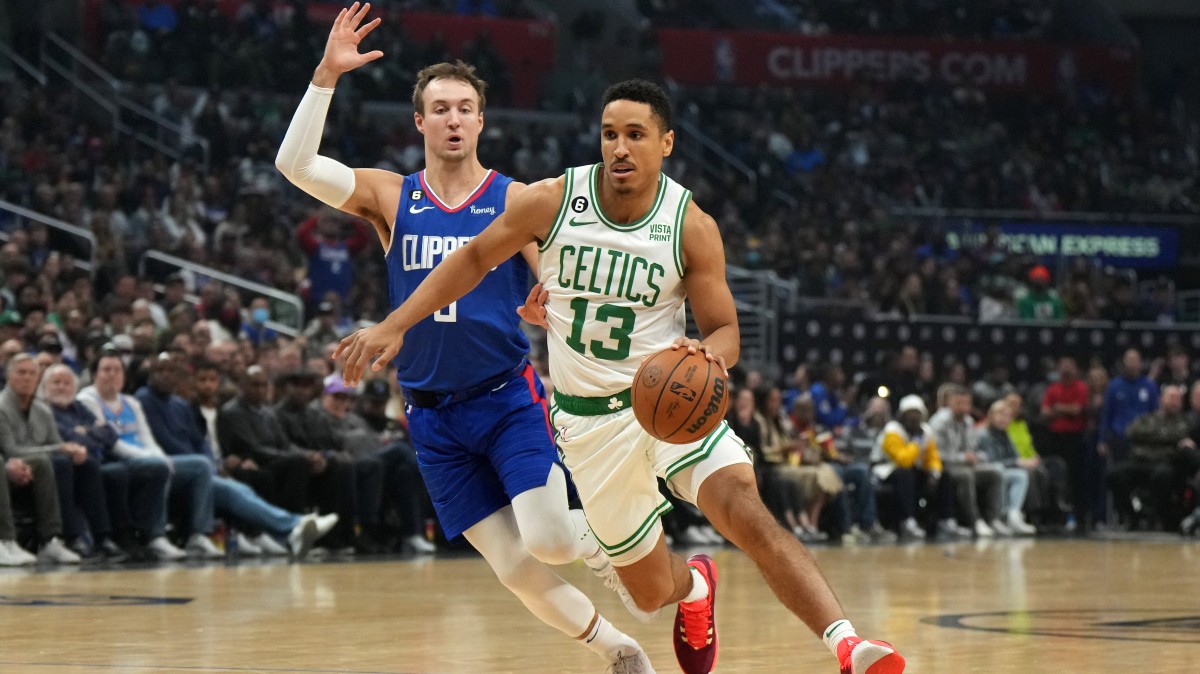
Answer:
[{"left": 658, "top": 29, "right": 1136, "bottom": 96}]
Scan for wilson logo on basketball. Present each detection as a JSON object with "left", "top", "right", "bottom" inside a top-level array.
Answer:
[
  {"left": 669, "top": 382, "right": 698, "bottom": 402},
  {"left": 642, "top": 366, "right": 664, "bottom": 388},
  {"left": 632, "top": 347, "right": 731, "bottom": 444},
  {"left": 684, "top": 377, "right": 726, "bottom": 435}
]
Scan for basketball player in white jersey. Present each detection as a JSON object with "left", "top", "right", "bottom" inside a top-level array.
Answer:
[
  {"left": 277, "top": 5, "right": 654, "bottom": 673},
  {"left": 337, "top": 75, "right": 906, "bottom": 674}
]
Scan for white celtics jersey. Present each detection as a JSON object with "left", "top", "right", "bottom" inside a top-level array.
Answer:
[{"left": 539, "top": 163, "right": 691, "bottom": 397}]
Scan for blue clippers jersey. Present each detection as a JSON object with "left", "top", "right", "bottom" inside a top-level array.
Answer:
[{"left": 386, "top": 170, "right": 530, "bottom": 391}]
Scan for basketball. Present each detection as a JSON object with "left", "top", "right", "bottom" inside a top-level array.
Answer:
[{"left": 631, "top": 347, "right": 730, "bottom": 444}]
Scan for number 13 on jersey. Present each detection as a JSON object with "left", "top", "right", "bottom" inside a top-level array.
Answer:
[{"left": 564, "top": 298, "right": 636, "bottom": 360}]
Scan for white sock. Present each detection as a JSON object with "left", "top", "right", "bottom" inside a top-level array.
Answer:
[
  {"left": 682, "top": 565, "right": 709, "bottom": 604},
  {"left": 821, "top": 619, "right": 858, "bottom": 656},
  {"left": 580, "top": 614, "right": 641, "bottom": 662}
]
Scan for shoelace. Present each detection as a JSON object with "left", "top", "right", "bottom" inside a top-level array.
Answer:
[
  {"left": 679, "top": 596, "right": 713, "bottom": 650},
  {"left": 607, "top": 652, "right": 642, "bottom": 674},
  {"left": 597, "top": 563, "right": 621, "bottom": 592},
  {"left": 596, "top": 563, "right": 633, "bottom": 603}
]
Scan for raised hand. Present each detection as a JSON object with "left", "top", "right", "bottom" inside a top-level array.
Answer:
[{"left": 315, "top": 2, "right": 384, "bottom": 85}]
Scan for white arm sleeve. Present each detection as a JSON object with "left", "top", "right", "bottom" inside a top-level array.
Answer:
[{"left": 275, "top": 83, "right": 357, "bottom": 208}]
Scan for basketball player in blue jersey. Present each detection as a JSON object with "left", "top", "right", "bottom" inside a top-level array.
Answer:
[
  {"left": 336, "top": 73, "right": 907, "bottom": 673},
  {"left": 276, "top": 5, "right": 653, "bottom": 673}
]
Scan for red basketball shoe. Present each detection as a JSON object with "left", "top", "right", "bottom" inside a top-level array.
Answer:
[
  {"left": 837, "top": 636, "right": 906, "bottom": 674},
  {"left": 673, "top": 554, "right": 718, "bottom": 674}
]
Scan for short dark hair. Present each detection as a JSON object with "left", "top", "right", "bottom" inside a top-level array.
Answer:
[
  {"left": 601, "top": 79, "right": 672, "bottom": 132},
  {"left": 91, "top": 351, "right": 124, "bottom": 376},
  {"left": 412, "top": 61, "right": 487, "bottom": 115}
]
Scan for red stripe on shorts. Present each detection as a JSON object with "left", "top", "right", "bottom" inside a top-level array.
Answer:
[{"left": 522, "top": 364, "right": 554, "bottom": 442}]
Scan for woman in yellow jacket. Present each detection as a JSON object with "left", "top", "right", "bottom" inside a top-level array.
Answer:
[{"left": 874, "top": 395, "right": 955, "bottom": 539}]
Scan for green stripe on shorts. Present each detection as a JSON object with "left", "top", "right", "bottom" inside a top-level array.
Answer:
[
  {"left": 663, "top": 422, "right": 730, "bottom": 480},
  {"left": 593, "top": 500, "right": 674, "bottom": 557}
]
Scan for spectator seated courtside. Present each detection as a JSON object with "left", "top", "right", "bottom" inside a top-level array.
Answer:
[
  {"left": 0, "top": 354, "right": 81, "bottom": 565},
  {"left": 77, "top": 352, "right": 217, "bottom": 559},
  {"left": 42, "top": 363, "right": 166, "bottom": 561},
  {"left": 136, "top": 353, "right": 338, "bottom": 558},
  {"left": 1107, "top": 385, "right": 1200, "bottom": 530},
  {"left": 874, "top": 395, "right": 953, "bottom": 540}
]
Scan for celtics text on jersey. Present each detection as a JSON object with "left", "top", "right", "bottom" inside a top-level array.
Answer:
[{"left": 538, "top": 164, "right": 692, "bottom": 398}]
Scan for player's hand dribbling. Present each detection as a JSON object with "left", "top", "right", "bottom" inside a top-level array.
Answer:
[
  {"left": 670, "top": 336, "right": 729, "bottom": 376},
  {"left": 317, "top": 2, "right": 384, "bottom": 79},
  {"left": 335, "top": 323, "right": 405, "bottom": 387},
  {"left": 516, "top": 283, "right": 549, "bottom": 329}
]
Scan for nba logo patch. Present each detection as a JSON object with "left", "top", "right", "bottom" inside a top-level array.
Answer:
[{"left": 411, "top": 189, "right": 424, "bottom": 201}]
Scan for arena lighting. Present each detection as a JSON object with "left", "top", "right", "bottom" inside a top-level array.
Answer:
[{"left": 878, "top": 386, "right": 890, "bottom": 398}]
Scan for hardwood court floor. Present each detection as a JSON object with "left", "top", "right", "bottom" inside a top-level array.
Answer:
[{"left": 1, "top": 537, "right": 1198, "bottom": 674}]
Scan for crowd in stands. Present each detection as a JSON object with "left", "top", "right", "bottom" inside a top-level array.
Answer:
[
  {"left": 4, "top": 269, "right": 1199, "bottom": 566},
  {"left": 704, "top": 344, "right": 1200, "bottom": 548},
  {"left": 1, "top": 3, "right": 1199, "bottom": 567},
  {"left": 640, "top": 0, "right": 1057, "bottom": 39},
  {"left": 99, "top": 0, "right": 526, "bottom": 102},
  {"left": 13, "top": 2, "right": 1167, "bottom": 327},
  {"left": 682, "top": 81, "right": 1198, "bottom": 314},
  {"left": 3, "top": 79, "right": 1194, "bottom": 331},
  {"left": 0, "top": 318, "right": 438, "bottom": 566}
]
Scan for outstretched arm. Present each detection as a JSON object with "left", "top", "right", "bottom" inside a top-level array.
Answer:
[
  {"left": 336, "top": 178, "right": 564, "bottom": 384},
  {"left": 512, "top": 182, "right": 549, "bottom": 328},
  {"left": 275, "top": 3, "right": 402, "bottom": 244}
]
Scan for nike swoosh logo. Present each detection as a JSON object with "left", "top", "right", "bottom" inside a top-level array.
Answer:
[
  {"left": 824, "top": 621, "right": 845, "bottom": 639},
  {"left": 409, "top": 204, "right": 436, "bottom": 214},
  {"left": 569, "top": 218, "right": 597, "bottom": 226}
]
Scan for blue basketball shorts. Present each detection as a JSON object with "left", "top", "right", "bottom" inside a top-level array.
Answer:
[{"left": 407, "top": 364, "right": 564, "bottom": 540}]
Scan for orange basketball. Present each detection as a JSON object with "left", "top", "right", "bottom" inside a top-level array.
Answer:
[{"left": 631, "top": 347, "right": 730, "bottom": 444}]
